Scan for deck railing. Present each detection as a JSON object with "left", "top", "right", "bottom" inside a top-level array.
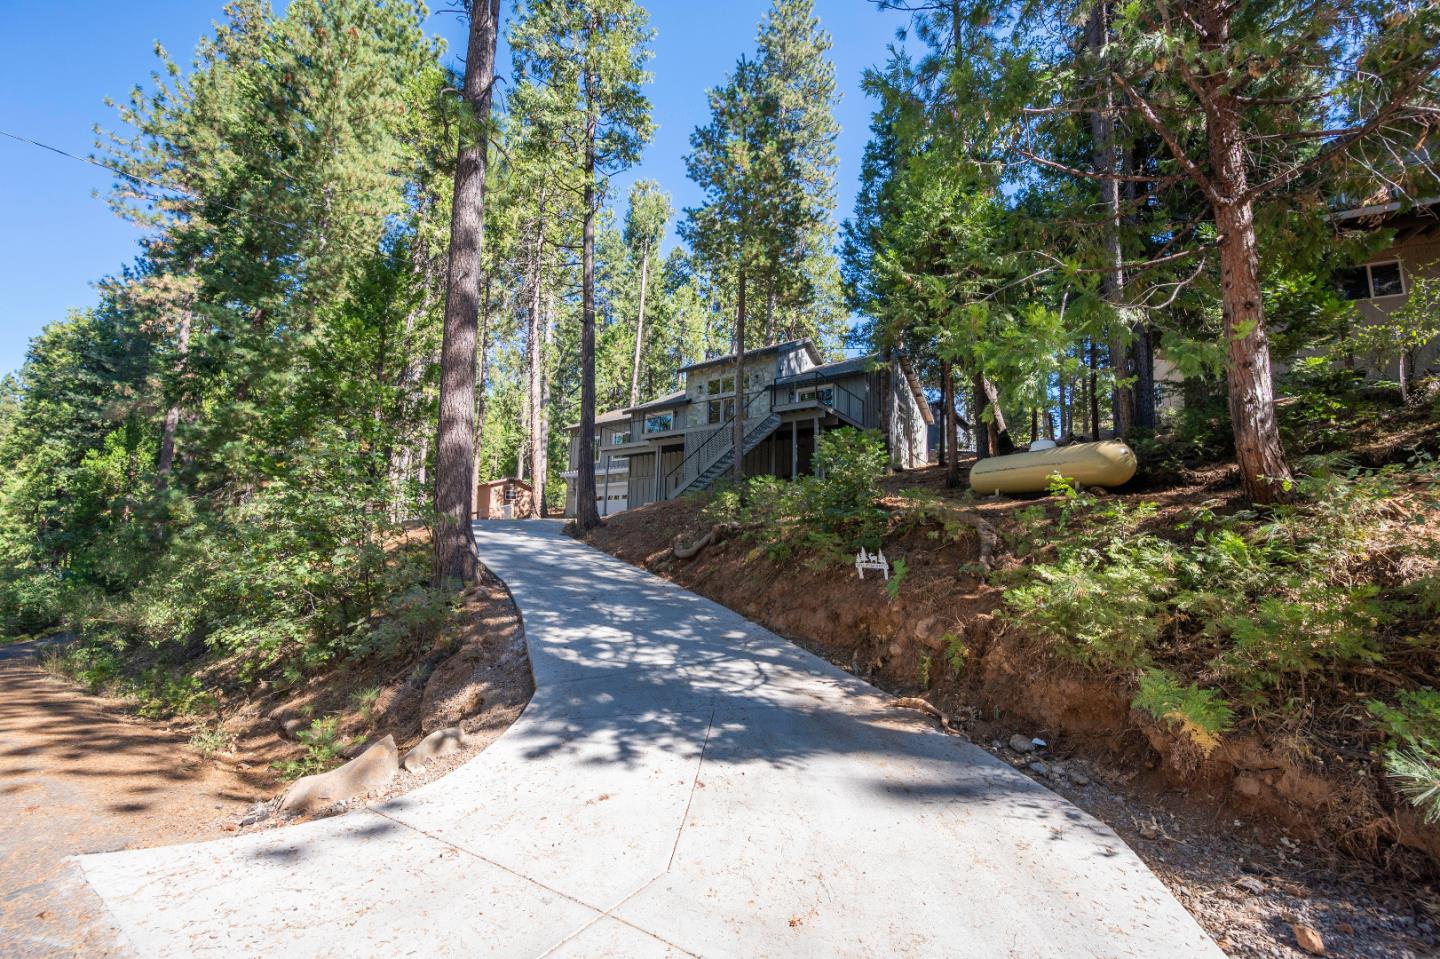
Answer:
[{"left": 662, "top": 387, "right": 774, "bottom": 498}]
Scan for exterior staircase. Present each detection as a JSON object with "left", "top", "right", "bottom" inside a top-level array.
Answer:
[{"left": 672, "top": 412, "right": 781, "bottom": 498}]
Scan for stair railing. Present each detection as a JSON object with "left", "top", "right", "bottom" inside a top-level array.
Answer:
[{"left": 664, "top": 386, "right": 774, "bottom": 496}]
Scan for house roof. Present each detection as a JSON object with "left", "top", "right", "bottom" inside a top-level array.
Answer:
[
  {"left": 774, "top": 354, "right": 879, "bottom": 386},
  {"left": 679, "top": 338, "right": 821, "bottom": 374},
  {"left": 565, "top": 407, "right": 631, "bottom": 432},
  {"left": 477, "top": 477, "right": 531, "bottom": 490},
  {"left": 625, "top": 389, "right": 690, "bottom": 414}
]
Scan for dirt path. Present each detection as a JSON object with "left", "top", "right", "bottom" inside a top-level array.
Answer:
[{"left": 0, "top": 640, "right": 267, "bottom": 958}]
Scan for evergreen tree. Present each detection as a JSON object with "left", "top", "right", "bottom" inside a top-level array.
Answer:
[
  {"left": 434, "top": 0, "right": 502, "bottom": 585},
  {"left": 511, "top": 0, "right": 654, "bottom": 532}
]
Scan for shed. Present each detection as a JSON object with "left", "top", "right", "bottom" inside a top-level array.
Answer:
[{"left": 474, "top": 478, "right": 533, "bottom": 519}]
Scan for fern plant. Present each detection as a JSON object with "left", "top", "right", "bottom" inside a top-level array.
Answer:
[{"left": 1133, "top": 669, "right": 1234, "bottom": 757}]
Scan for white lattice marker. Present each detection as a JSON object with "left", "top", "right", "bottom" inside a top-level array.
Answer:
[{"left": 854, "top": 547, "right": 890, "bottom": 581}]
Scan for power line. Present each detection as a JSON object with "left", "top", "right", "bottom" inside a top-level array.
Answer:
[{"left": 0, "top": 128, "right": 292, "bottom": 231}]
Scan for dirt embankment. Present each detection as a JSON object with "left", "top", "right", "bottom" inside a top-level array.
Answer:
[
  {"left": 1, "top": 565, "right": 532, "bottom": 957},
  {"left": 581, "top": 466, "right": 1440, "bottom": 950}
]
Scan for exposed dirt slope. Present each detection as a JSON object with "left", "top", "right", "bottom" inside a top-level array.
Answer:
[
  {"left": 0, "top": 640, "right": 266, "bottom": 958},
  {"left": 581, "top": 469, "right": 1440, "bottom": 959},
  {"left": 1, "top": 566, "right": 533, "bottom": 957}
]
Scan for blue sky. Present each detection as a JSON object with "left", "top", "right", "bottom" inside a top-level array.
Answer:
[{"left": 0, "top": 0, "right": 913, "bottom": 376}]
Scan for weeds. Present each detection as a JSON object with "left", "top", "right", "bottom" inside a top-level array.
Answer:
[
  {"left": 271, "top": 715, "right": 351, "bottom": 781},
  {"left": 886, "top": 558, "right": 908, "bottom": 602},
  {"left": 943, "top": 632, "right": 968, "bottom": 674},
  {"left": 189, "top": 724, "right": 237, "bottom": 759}
]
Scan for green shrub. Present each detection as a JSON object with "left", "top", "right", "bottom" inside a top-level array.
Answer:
[
  {"left": 272, "top": 715, "right": 350, "bottom": 781},
  {"left": 943, "top": 632, "right": 968, "bottom": 674},
  {"left": 1368, "top": 689, "right": 1440, "bottom": 752},
  {"left": 1133, "top": 668, "right": 1233, "bottom": 756},
  {"left": 1005, "top": 461, "right": 1435, "bottom": 722},
  {"left": 189, "top": 724, "right": 237, "bottom": 759},
  {"left": 1385, "top": 749, "right": 1440, "bottom": 823},
  {"left": 707, "top": 428, "right": 890, "bottom": 565}
]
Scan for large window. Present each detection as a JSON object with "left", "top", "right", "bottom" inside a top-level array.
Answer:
[
  {"left": 707, "top": 397, "right": 736, "bottom": 424},
  {"left": 644, "top": 412, "right": 673, "bottom": 434},
  {"left": 1336, "top": 261, "right": 1405, "bottom": 300},
  {"left": 612, "top": 430, "right": 632, "bottom": 445},
  {"left": 706, "top": 375, "right": 734, "bottom": 397}
]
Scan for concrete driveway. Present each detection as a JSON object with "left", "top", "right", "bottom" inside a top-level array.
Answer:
[{"left": 78, "top": 520, "right": 1221, "bottom": 958}]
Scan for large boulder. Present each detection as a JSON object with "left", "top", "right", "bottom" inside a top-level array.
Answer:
[
  {"left": 279, "top": 735, "right": 399, "bottom": 815},
  {"left": 401, "top": 726, "right": 469, "bottom": 773}
]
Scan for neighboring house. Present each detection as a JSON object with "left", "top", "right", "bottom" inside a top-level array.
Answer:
[
  {"left": 474, "top": 478, "right": 533, "bottom": 520},
  {"left": 1328, "top": 199, "right": 1440, "bottom": 380},
  {"left": 563, "top": 338, "right": 930, "bottom": 516}
]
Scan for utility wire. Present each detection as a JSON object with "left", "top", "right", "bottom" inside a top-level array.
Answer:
[{"left": 0, "top": 128, "right": 293, "bottom": 231}]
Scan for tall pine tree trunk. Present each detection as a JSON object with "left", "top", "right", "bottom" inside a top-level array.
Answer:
[
  {"left": 765, "top": 275, "right": 776, "bottom": 346},
  {"left": 526, "top": 215, "right": 546, "bottom": 518},
  {"left": 432, "top": 0, "right": 499, "bottom": 587},
  {"left": 577, "top": 104, "right": 602, "bottom": 531},
  {"left": 539, "top": 290, "right": 554, "bottom": 516},
  {"left": 1087, "top": 1, "right": 1133, "bottom": 437},
  {"left": 982, "top": 376, "right": 1015, "bottom": 454},
  {"left": 1087, "top": 338, "right": 1101, "bottom": 439},
  {"left": 628, "top": 242, "right": 650, "bottom": 408},
  {"left": 1212, "top": 197, "right": 1294, "bottom": 500},
  {"left": 733, "top": 271, "right": 747, "bottom": 486},
  {"left": 1132, "top": 325, "right": 1157, "bottom": 429},
  {"left": 942, "top": 361, "right": 958, "bottom": 486},
  {"left": 971, "top": 373, "right": 989, "bottom": 460}
]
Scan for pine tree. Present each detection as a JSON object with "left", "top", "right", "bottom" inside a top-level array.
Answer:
[
  {"left": 623, "top": 180, "right": 672, "bottom": 408},
  {"left": 434, "top": 0, "right": 502, "bottom": 586},
  {"left": 511, "top": 0, "right": 654, "bottom": 532}
]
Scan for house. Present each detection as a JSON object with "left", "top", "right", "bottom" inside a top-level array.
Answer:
[
  {"left": 474, "top": 478, "right": 533, "bottom": 519},
  {"left": 563, "top": 339, "right": 930, "bottom": 516},
  {"left": 559, "top": 408, "right": 634, "bottom": 518},
  {"left": 1328, "top": 198, "right": 1440, "bottom": 380}
]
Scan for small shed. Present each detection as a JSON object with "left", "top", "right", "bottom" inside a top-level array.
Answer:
[{"left": 474, "top": 478, "right": 533, "bottom": 519}]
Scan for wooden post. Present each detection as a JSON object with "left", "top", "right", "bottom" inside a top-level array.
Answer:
[
  {"left": 791, "top": 422, "right": 798, "bottom": 478},
  {"left": 812, "top": 414, "right": 820, "bottom": 475},
  {"left": 654, "top": 450, "right": 661, "bottom": 503},
  {"left": 601, "top": 447, "right": 610, "bottom": 517}
]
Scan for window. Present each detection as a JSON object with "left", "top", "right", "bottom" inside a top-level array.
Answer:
[
  {"left": 797, "top": 385, "right": 834, "bottom": 406},
  {"left": 612, "top": 430, "right": 631, "bottom": 445},
  {"left": 707, "top": 397, "right": 735, "bottom": 424},
  {"left": 644, "top": 412, "right": 673, "bottom": 434},
  {"left": 706, "top": 375, "right": 734, "bottom": 397},
  {"left": 1337, "top": 261, "right": 1405, "bottom": 300},
  {"left": 503, "top": 485, "right": 518, "bottom": 503},
  {"left": 1371, "top": 262, "right": 1404, "bottom": 297}
]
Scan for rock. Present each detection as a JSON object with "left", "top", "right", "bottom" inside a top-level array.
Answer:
[
  {"left": 1232, "top": 773, "right": 1262, "bottom": 798},
  {"left": 238, "top": 802, "right": 270, "bottom": 827},
  {"left": 339, "top": 737, "right": 371, "bottom": 759},
  {"left": 1235, "top": 876, "right": 1267, "bottom": 895},
  {"left": 401, "top": 726, "right": 470, "bottom": 773},
  {"left": 1138, "top": 821, "right": 1160, "bottom": 841},
  {"left": 1067, "top": 769, "right": 1091, "bottom": 786},
  {"left": 1027, "top": 761, "right": 1049, "bottom": 777},
  {"left": 1008, "top": 734, "right": 1036, "bottom": 754},
  {"left": 1292, "top": 923, "right": 1325, "bottom": 955},
  {"left": 279, "top": 735, "right": 399, "bottom": 815}
]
